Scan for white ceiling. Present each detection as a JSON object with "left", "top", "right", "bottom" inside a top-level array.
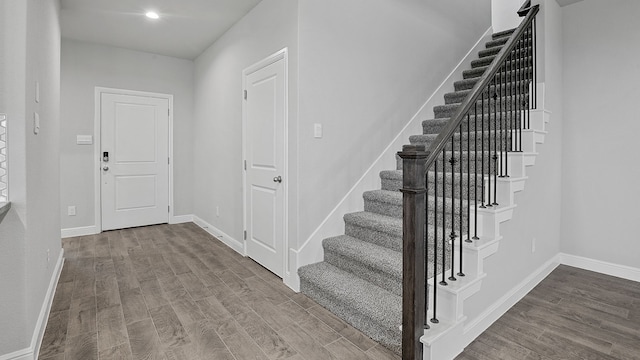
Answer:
[
  {"left": 556, "top": 0, "right": 584, "bottom": 7},
  {"left": 60, "top": 0, "right": 262, "bottom": 60}
]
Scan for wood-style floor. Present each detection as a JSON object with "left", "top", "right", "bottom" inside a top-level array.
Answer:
[
  {"left": 39, "top": 223, "right": 400, "bottom": 360},
  {"left": 457, "top": 265, "right": 640, "bottom": 360}
]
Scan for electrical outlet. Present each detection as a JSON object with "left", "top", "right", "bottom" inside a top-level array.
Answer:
[
  {"left": 531, "top": 237, "right": 536, "bottom": 253},
  {"left": 216, "top": 206, "right": 220, "bottom": 217},
  {"left": 68, "top": 206, "right": 76, "bottom": 216}
]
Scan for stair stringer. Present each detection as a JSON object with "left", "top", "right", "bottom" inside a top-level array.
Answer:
[{"left": 420, "top": 90, "right": 550, "bottom": 360}]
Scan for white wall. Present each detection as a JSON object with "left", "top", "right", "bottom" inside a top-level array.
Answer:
[
  {"left": 463, "top": 0, "right": 564, "bottom": 331},
  {"left": 192, "top": 0, "right": 299, "bottom": 252},
  {"left": 297, "top": 0, "right": 490, "bottom": 247},
  {"left": 60, "top": 40, "right": 195, "bottom": 230},
  {"left": 492, "top": 0, "right": 527, "bottom": 33},
  {"left": 0, "top": 0, "right": 62, "bottom": 356},
  {"left": 561, "top": 0, "right": 640, "bottom": 270}
]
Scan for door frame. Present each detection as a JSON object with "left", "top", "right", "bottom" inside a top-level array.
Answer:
[
  {"left": 93, "top": 87, "right": 174, "bottom": 232},
  {"left": 241, "top": 48, "right": 289, "bottom": 275}
]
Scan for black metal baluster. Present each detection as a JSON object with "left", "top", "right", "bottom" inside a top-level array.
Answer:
[
  {"left": 431, "top": 160, "right": 439, "bottom": 324},
  {"left": 480, "top": 93, "right": 486, "bottom": 208},
  {"left": 473, "top": 102, "right": 479, "bottom": 240},
  {"left": 486, "top": 85, "right": 492, "bottom": 208},
  {"left": 533, "top": 18, "right": 537, "bottom": 110},
  {"left": 525, "top": 24, "right": 531, "bottom": 130},
  {"left": 467, "top": 113, "right": 473, "bottom": 243},
  {"left": 499, "top": 61, "right": 504, "bottom": 178},
  {"left": 449, "top": 138, "right": 456, "bottom": 282},
  {"left": 440, "top": 150, "right": 447, "bottom": 287},
  {"left": 492, "top": 76, "right": 498, "bottom": 206},
  {"left": 458, "top": 123, "right": 464, "bottom": 277},
  {"left": 424, "top": 170, "right": 430, "bottom": 329},
  {"left": 505, "top": 51, "right": 510, "bottom": 177},
  {"left": 518, "top": 33, "right": 523, "bottom": 152}
]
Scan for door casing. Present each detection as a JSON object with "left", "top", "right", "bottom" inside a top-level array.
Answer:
[
  {"left": 242, "top": 48, "right": 289, "bottom": 276},
  {"left": 94, "top": 87, "right": 174, "bottom": 232}
]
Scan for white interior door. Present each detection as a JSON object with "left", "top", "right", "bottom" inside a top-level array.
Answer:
[
  {"left": 244, "top": 56, "right": 286, "bottom": 277},
  {"left": 101, "top": 93, "right": 169, "bottom": 231}
]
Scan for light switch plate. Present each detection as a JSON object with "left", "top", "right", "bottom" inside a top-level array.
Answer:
[
  {"left": 33, "top": 112, "right": 40, "bottom": 134},
  {"left": 314, "top": 123, "right": 323, "bottom": 139}
]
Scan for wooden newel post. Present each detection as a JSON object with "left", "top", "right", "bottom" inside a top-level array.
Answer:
[{"left": 398, "top": 144, "right": 429, "bottom": 360}]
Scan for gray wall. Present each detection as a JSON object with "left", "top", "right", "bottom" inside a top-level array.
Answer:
[
  {"left": 296, "top": 0, "right": 491, "bottom": 246},
  {"left": 60, "top": 40, "right": 195, "bottom": 230},
  {"left": 192, "top": 0, "right": 299, "bottom": 247},
  {"left": 560, "top": 0, "right": 640, "bottom": 269},
  {"left": 0, "top": 0, "right": 62, "bottom": 355}
]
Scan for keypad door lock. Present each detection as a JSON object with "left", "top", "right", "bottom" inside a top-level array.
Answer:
[{"left": 103, "top": 151, "right": 109, "bottom": 162}]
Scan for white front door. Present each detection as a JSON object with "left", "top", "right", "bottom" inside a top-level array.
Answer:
[
  {"left": 100, "top": 93, "right": 169, "bottom": 231},
  {"left": 244, "top": 55, "right": 287, "bottom": 277}
]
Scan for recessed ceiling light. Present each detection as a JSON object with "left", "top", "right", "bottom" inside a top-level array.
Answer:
[{"left": 145, "top": 11, "right": 160, "bottom": 19}]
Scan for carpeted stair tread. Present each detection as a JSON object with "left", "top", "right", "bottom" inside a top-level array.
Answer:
[
  {"left": 422, "top": 112, "right": 523, "bottom": 134},
  {"left": 434, "top": 94, "right": 528, "bottom": 118},
  {"left": 486, "top": 36, "right": 509, "bottom": 48},
  {"left": 344, "top": 211, "right": 402, "bottom": 237},
  {"left": 298, "top": 262, "right": 402, "bottom": 351},
  {"left": 455, "top": 69, "right": 532, "bottom": 90},
  {"left": 492, "top": 28, "right": 516, "bottom": 39},
  {"left": 472, "top": 55, "right": 532, "bottom": 69},
  {"left": 446, "top": 80, "right": 531, "bottom": 103},
  {"left": 323, "top": 235, "right": 402, "bottom": 295}
]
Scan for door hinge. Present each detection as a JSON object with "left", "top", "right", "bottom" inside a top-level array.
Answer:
[
  {"left": 168, "top": 157, "right": 170, "bottom": 165},
  {"left": 168, "top": 205, "right": 170, "bottom": 213},
  {"left": 244, "top": 90, "right": 247, "bottom": 100},
  {"left": 244, "top": 230, "right": 247, "bottom": 240},
  {"left": 168, "top": 108, "right": 170, "bottom": 116},
  {"left": 244, "top": 160, "right": 247, "bottom": 170}
]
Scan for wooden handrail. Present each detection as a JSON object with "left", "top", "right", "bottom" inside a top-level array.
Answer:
[{"left": 421, "top": 5, "right": 539, "bottom": 173}]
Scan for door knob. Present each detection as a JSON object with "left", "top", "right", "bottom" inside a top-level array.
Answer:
[
  {"left": 103, "top": 166, "right": 109, "bottom": 171},
  {"left": 273, "top": 176, "right": 282, "bottom": 183}
]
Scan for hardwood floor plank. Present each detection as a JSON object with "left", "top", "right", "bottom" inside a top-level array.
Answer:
[
  {"left": 170, "top": 298, "right": 205, "bottom": 327},
  {"left": 325, "top": 337, "right": 370, "bottom": 360},
  {"left": 97, "top": 305, "right": 129, "bottom": 351},
  {"left": 149, "top": 305, "right": 190, "bottom": 349},
  {"left": 139, "top": 278, "right": 170, "bottom": 309},
  {"left": 157, "top": 275, "right": 190, "bottom": 303},
  {"left": 177, "top": 272, "right": 212, "bottom": 300},
  {"left": 67, "top": 295, "right": 97, "bottom": 338},
  {"left": 96, "top": 276, "right": 121, "bottom": 310},
  {"left": 114, "top": 257, "right": 141, "bottom": 290},
  {"left": 277, "top": 324, "right": 337, "bottom": 360},
  {"left": 195, "top": 296, "right": 232, "bottom": 322},
  {"left": 50, "top": 281, "right": 74, "bottom": 312},
  {"left": 243, "top": 322, "right": 298, "bottom": 359},
  {"left": 120, "top": 287, "right": 150, "bottom": 324},
  {"left": 65, "top": 331, "right": 98, "bottom": 360},
  {"left": 127, "top": 318, "right": 165, "bottom": 360},
  {"left": 183, "top": 319, "right": 227, "bottom": 357},
  {"left": 99, "top": 342, "right": 134, "bottom": 360},
  {"left": 365, "top": 344, "right": 401, "bottom": 360},
  {"left": 39, "top": 310, "right": 70, "bottom": 358},
  {"left": 221, "top": 329, "right": 270, "bottom": 360}
]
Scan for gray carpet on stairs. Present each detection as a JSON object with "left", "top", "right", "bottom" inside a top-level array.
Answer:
[{"left": 298, "top": 27, "right": 532, "bottom": 355}]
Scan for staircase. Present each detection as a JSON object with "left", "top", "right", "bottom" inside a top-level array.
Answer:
[{"left": 298, "top": 6, "right": 543, "bottom": 359}]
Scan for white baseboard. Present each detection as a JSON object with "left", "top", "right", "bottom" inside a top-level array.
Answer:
[
  {"left": 192, "top": 216, "right": 244, "bottom": 255},
  {"left": 0, "top": 250, "right": 66, "bottom": 360},
  {"left": 0, "top": 348, "right": 32, "bottom": 360},
  {"left": 170, "top": 214, "right": 193, "bottom": 224},
  {"left": 462, "top": 254, "right": 560, "bottom": 346},
  {"left": 560, "top": 253, "right": 640, "bottom": 283},
  {"left": 61, "top": 225, "right": 98, "bottom": 238}
]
